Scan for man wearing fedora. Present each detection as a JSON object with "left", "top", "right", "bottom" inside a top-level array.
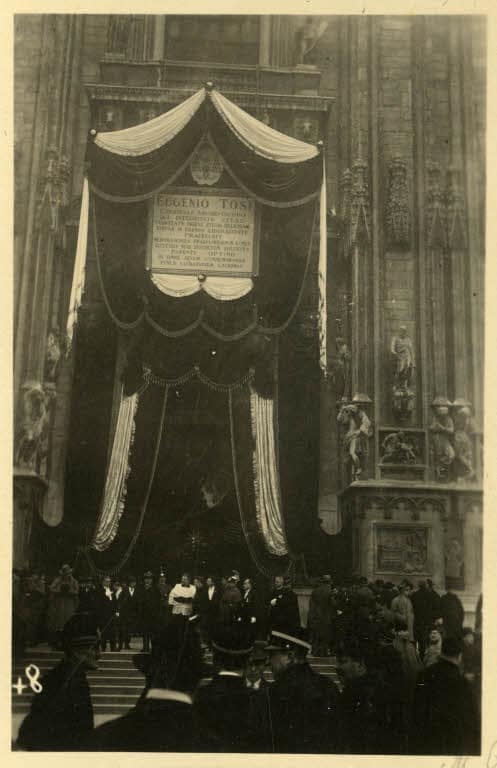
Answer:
[
  {"left": 265, "top": 627, "right": 340, "bottom": 753},
  {"left": 268, "top": 575, "right": 301, "bottom": 636},
  {"left": 17, "top": 613, "right": 98, "bottom": 750},
  {"left": 46, "top": 564, "right": 79, "bottom": 649}
]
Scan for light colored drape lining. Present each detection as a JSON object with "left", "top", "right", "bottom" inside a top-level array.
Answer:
[
  {"left": 210, "top": 89, "right": 319, "bottom": 163},
  {"left": 91, "top": 389, "right": 139, "bottom": 551},
  {"left": 318, "top": 155, "right": 328, "bottom": 374},
  {"left": 151, "top": 272, "right": 253, "bottom": 300},
  {"left": 94, "top": 87, "right": 318, "bottom": 163},
  {"left": 249, "top": 386, "right": 287, "bottom": 556},
  {"left": 66, "top": 176, "right": 89, "bottom": 349},
  {"left": 94, "top": 89, "right": 205, "bottom": 156}
]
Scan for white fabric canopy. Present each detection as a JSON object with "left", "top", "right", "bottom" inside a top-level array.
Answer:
[
  {"left": 94, "top": 86, "right": 319, "bottom": 164},
  {"left": 66, "top": 175, "right": 89, "bottom": 350},
  {"left": 94, "top": 89, "right": 205, "bottom": 156},
  {"left": 92, "top": 390, "right": 139, "bottom": 551},
  {"left": 211, "top": 89, "right": 319, "bottom": 164},
  {"left": 151, "top": 272, "right": 253, "bottom": 301},
  {"left": 250, "top": 387, "right": 288, "bottom": 556}
]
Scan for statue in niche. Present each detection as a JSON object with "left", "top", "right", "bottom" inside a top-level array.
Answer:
[
  {"left": 391, "top": 325, "right": 416, "bottom": 422},
  {"left": 452, "top": 398, "right": 476, "bottom": 481},
  {"left": 429, "top": 397, "right": 455, "bottom": 481},
  {"left": 333, "top": 337, "right": 351, "bottom": 402},
  {"left": 15, "top": 385, "right": 50, "bottom": 473},
  {"left": 337, "top": 396, "right": 373, "bottom": 481},
  {"left": 391, "top": 325, "right": 415, "bottom": 389},
  {"left": 44, "top": 327, "right": 62, "bottom": 382},
  {"left": 294, "top": 17, "right": 329, "bottom": 65},
  {"left": 107, "top": 15, "right": 130, "bottom": 55},
  {"left": 380, "top": 431, "right": 418, "bottom": 464}
]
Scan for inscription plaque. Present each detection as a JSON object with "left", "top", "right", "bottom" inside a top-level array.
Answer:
[
  {"left": 375, "top": 524, "right": 429, "bottom": 574},
  {"left": 148, "top": 190, "right": 258, "bottom": 277}
]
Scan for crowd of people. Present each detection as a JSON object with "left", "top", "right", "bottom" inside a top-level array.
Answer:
[{"left": 13, "top": 566, "right": 482, "bottom": 755}]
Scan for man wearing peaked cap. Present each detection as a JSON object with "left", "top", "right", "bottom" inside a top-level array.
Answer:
[
  {"left": 194, "top": 623, "right": 269, "bottom": 752},
  {"left": 265, "top": 627, "right": 340, "bottom": 754}
]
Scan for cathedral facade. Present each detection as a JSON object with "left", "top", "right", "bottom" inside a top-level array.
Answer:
[{"left": 14, "top": 15, "right": 485, "bottom": 613}]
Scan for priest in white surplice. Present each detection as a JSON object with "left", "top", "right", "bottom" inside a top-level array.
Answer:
[{"left": 168, "top": 573, "right": 196, "bottom": 617}]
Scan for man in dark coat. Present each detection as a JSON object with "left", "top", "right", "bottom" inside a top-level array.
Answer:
[
  {"left": 410, "top": 580, "right": 433, "bottom": 656},
  {"left": 266, "top": 628, "right": 340, "bottom": 753},
  {"left": 308, "top": 575, "right": 334, "bottom": 656},
  {"left": 411, "top": 636, "right": 480, "bottom": 754},
  {"left": 336, "top": 641, "right": 399, "bottom": 754},
  {"left": 197, "top": 575, "right": 220, "bottom": 645},
  {"left": 17, "top": 613, "right": 98, "bottom": 751},
  {"left": 137, "top": 571, "right": 161, "bottom": 652},
  {"left": 194, "top": 623, "right": 263, "bottom": 752},
  {"left": 268, "top": 575, "right": 301, "bottom": 636},
  {"left": 119, "top": 575, "right": 139, "bottom": 648},
  {"left": 95, "top": 575, "right": 117, "bottom": 652},
  {"left": 440, "top": 587, "right": 464, "bottom": 639},
  {"left": 88, "top": 616, "right": 214, "bottom": 751}
]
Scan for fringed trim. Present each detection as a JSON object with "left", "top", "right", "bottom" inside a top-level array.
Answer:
[
  {"left": 143, "top": 364, "right": 255, "bottom": 392},
  {"left": 249, "top": 385, "right": 288, "bottom": 556}
]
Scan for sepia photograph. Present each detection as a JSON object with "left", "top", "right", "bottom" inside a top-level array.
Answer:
[{"left": 11, "top": 8, "right": 487, "bottom": 758}]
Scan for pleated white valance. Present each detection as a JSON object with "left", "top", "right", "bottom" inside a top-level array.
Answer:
[
  {"left": 151, "top": 272, "right": 253, "bottom": 301},
  {"left": 211, "top": 89, "right": 319, "bottom": 164},
  {"left": 94, "top": 89, "right": 205, "bottom": 156},
  {"left": 250, "top": 387, "right": 288, "bottom": 556},
  {"left": 94, "top": 86, "right": 319, "bottom": 164},
  {"left": 92, "top": 390, "right": 139, "bottom": 551}
]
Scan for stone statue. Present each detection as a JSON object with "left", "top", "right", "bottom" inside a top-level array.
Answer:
[
  {"left": 294, "top": 17, "right": 329, "bottom": 65},
  {"left": 107, "top": 15, "right": 130, "bottom": 55},
  {"left": 429, "top": 397, "right": 455, "bottom": 481},
  {"left": 391, "top": 325, "right": 415, "bottom": 389},
  {"left": 15, "top": 385, "right": 50, "bottom": 473},
  {"left": 337, "top": 396, "right": 373, "bottom": 480},
  {"left": 380, "top": 431, "right": 417, "bottom": 464},
  {"left": 45, "top": 327, "right": 62, "bottom": 382},
  {"left": 452, "top": 398, "right": 476, "bottom": 481}
]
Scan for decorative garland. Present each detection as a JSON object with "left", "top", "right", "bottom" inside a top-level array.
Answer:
[{"left": 143, "top": 364, "right": 255, "bottom": 392}]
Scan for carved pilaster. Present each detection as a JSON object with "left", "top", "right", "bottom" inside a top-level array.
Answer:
[
  {"left": 385, "top": 156, "right": 411, "bottom": 251},
  {"left": 426, "top": 161, "right": 447, "bottom": 249},
  {"left": 350, "top": 158, "right": 370, "bottom": 248}
]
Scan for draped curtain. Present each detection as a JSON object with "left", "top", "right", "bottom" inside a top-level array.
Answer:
[
  {"left": 87, "top": 370, "right": 290, "bottom": 577},
  {"left": 70, "top": 86, "right": 328, "bottom": 575}
]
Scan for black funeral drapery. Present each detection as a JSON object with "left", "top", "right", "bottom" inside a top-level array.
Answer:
[
  {"left": 93, "top": 194, "right": 317, "bottom": 338},
  {"left": 85, "top": 376, "right": 291, "bottom": 577},
  {"left": 86, "top": 96, "right": 322, "bottom": 207}
]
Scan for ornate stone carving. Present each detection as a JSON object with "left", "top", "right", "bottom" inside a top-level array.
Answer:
[
  {"left": 390, "top": 325, "right": 416, "bottom": 422},
  {"left": 385, "top": 156, "right": 410, "bottom": 250},
  {"left": 107, "top": 15, "right": 130, "bottom": 55},
  {"left": 337, "top": 394, "right": 373, "bottom": 481},
  {"left": 380, "top": 431, "right": 419, "bottom": 465},
  {"left": 36, "top": 147, "right": 71, "bottom": 229},
  {"left": 446, "top": 166, "right": 467, "bottom": 249},
  {"left": 429, "top": 397, "right": 455, "bottom": 481},
  {"left": 426, "top": 160, "right": 447, "bottom": 249},
  {"left": 350, "top": 159, "right": 370, "bottom": 248},
  {"left": 15, "top": 383, "right": 51, "bottom": 475},
  {"left": 44, "top": 328, "right": 62, "bottom": 383},
  {"left": 452, "top": 398, "right": 476, "bottom": 482}
]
